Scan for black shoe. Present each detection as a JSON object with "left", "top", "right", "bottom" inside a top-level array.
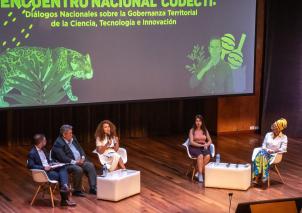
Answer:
[
  {"left": 89, "top": 189, "right": 96, "bottom": 195},
  {"left": 252, "top": 179, "right": 260, "bottom": 187},
  {"left": 73, "top": 191, "right": 85, "bottom": 197},
  {"left": 60, "top": 190, "right": 76, "bottom": 206},
  {"left": 60, "top": 186, "right": 70, "bottom": 193},
  {"left": 61, "top": 199, "right": 77, "bottom": 207},
  {"left": 261, "top": 181, "right": 268, "bottom": 190}
]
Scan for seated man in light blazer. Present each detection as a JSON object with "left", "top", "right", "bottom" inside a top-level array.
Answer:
[
  {"left": 52, "top": 124, "right": 97, "bottom": 196},
  {"left": 27, "top": 134, "right": 76, "bottom": 206}
]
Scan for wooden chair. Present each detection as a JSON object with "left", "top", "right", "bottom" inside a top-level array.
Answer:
[
  {"left": 268, "top": 152, "right": 285, "bottom": 187},
  {"left": 30, "top": 169, "right": 58, "bottom": 208},
  {"left": 182, "top": 139, "right": 215, "bottom": 181}
]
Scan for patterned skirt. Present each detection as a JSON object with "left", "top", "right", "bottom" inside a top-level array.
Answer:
[{"left": 252, "top": 149, "right": 273, "bottom": 181}]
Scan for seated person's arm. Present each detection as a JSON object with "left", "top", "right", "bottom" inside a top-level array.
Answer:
[
  {"left": 73, "top": 136, "right": 86, "bottom": 159},
  {"left": 279, "top": 136, "right": 288, "bottom": 153},
  {"left": 52, "top": 143, "right": 74, "bottom": 164},
  {"left": 96, "top": 145, "right": 107, "bottom": 154},
  {"left": 272, "top": 136, "right": 288, "bottom": 153},
  {"left": 27, "top": 153, "right": 44, "bottom": 170},
  {"left": 205, "top": 130, "right": 213, "bottom": 148},
  {"left": 27, "top": 152, "right": 50, "bottom": 170},
  {"left": 189, "top": 129, "right": 203, "bottom": 147},
  {"left": 261, "top": 133, "right": 274, "bottom": 153},
  {"left": 96, "top": 137, "right": 109, "bottom": 154}
]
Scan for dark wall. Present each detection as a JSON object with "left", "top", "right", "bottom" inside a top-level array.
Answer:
[
  {"left": 261, "top": 0, "right": 302, "bottom": 137},
  {"left": 0, "top": 98, "right": 217, "bottom": 146}
]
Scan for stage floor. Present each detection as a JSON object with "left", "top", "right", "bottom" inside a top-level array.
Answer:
[{"left": 0, "top": 133, "right": 301, "bottom": 212}]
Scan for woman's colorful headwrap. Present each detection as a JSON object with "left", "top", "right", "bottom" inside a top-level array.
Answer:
[{"left": 274, "top": 118, "right": 287, "bottom": 131}]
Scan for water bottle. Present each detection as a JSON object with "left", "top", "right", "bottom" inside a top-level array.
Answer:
[
  {"left": 215, "top": 153, "right": 221, "bottom": 165},
  {"left": 102, "top": 164, "right": 108, "bottom": 177}
]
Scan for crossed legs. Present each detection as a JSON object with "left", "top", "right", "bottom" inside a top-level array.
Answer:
[{"left": 197, "top": 154, "right": 210, "bottom": 175}]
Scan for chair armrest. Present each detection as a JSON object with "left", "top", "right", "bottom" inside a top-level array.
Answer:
[
  {"left": 209, "top": 144, "right": 215, "bottom": 158},
  {"left": 270, "top": 152, "right": 285, "bottom": 165},
  {"left": 30, "top": 169, "right": 45, "bottom": 172},
  {"left": 275, "top": 151, "right": 286, "bottom": 154}
]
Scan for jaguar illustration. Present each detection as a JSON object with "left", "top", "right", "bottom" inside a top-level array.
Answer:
[{"left": 0, "top": 47, "right": 94, "bottom": 107}]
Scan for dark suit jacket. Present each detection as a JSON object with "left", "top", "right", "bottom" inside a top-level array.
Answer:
[
  {"left": 27, "top": 146, "right": 51, "bottom": 170},
  {"left": 52, "top": 136, "right": 86, "bottom": 163}
]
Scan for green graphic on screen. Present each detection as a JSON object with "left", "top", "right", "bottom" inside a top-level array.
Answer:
[
  {"left": 1, "top": 10, "right": 34, "bottom": 51},
  {"left": 0, "top": 47, "right": 94, "bottom": 107},
  {"left": 0, "top": 0, "right": 256, "bottom": 107},
  {"left": 186, "top": 33, "right": 247, "bottom": 93}
]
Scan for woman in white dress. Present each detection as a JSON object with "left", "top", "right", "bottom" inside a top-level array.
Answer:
[{"left": 95, "top": 120, "right": 126, "bottom": 172}]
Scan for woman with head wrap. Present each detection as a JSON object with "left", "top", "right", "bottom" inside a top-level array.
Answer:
[{"left": 251, "top": 118, "right": 288, "bottom": 187}]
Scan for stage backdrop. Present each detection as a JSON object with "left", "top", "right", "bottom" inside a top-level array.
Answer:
[
  {"left": 0, "top": 98, "right": 217, "bottom": 146},
  {"left": 0, "top": 0, "right": 256, "bottom": 108},
  {"left": 261, "top": 0, "right": 302, "bottom": 137}
]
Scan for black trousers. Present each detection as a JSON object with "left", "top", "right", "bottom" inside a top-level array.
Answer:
[{"left": 66, "top": 161, "right": 96, "bottom": 191}]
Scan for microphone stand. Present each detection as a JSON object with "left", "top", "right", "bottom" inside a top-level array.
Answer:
[{"left": 228, "top": 192, "right": 233, "bottom": 213}]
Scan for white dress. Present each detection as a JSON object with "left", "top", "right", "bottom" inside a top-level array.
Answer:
[{"left": 96, "top": 136, "right": 121, "bottom": 172}]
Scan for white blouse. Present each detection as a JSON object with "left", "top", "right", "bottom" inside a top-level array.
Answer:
[
  {"left": 96, "top": 136, "right": 118, "bottom": 155},
  {"left": 96, "top": 136, "right": 116, "bottom": 148},
  {"left": 262, "top": 132, "right": 288, "bottom": 152}
]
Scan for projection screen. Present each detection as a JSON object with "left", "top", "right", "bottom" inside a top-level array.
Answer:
[{"left": 0, "top": 0, "right": 256, "bottom": 108}]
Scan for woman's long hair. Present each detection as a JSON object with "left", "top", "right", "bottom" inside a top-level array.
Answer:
[
  {"left": 192, "top": 114, "right": 208, "bottom": 137},
  {"left": 95, "top": 120, "right": 117, "bottom": 141}
]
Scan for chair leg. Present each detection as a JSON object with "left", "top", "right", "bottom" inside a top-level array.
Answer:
[
  {"left": 274, "top": 165, "right": 285, "bottom": 184},
  {"left": 267, "top": 175, "right": 270, "bottom": 188},
  {"left": 191, "top": 167, "right": 196, "bottom": 181},
  {"left": 186, "top": 165, "right": 190, "bottom": 176},
  {"left": 52, "top": 183, "right": 57, "bottom": 194},
  {"left": 69, "top": 183, "right": 73, "bottom": 197},
  {"left": 49, "top": 186, "right": 55, "bottom": 208},
  {"left": 192, "top": 159, "right": 197, "bottom": 181},
  {"left": 185, "top": 159, "right": 197, "bottom": 181},
  {"left": 30, "top": 185, "right": 41, "bottom": 206}
]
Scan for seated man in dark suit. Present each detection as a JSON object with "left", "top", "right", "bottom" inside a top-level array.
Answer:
[
  {"left": 27, "top": 134, "right": 76, "bottom": 206},
  {"left": 52, "top": 124, "right": 97, "bottom": 196}
]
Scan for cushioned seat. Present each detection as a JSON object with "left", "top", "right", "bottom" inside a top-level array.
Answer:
[
  {"left": 97, "top": 169, "right": 140, "bottom": 201},
  {"left": 205, "top": 162, "right": 251, "bottom": 190}
]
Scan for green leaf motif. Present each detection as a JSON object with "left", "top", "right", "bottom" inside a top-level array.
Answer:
[
  {"left": 7, "top": 94, "right": 37, "bottom": 105},
  {"left": 185, "top": 44, "right": 207, "bottom": 74},
  {"left": 5, "top": 48, "right": 69, "bottom": 105}
]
